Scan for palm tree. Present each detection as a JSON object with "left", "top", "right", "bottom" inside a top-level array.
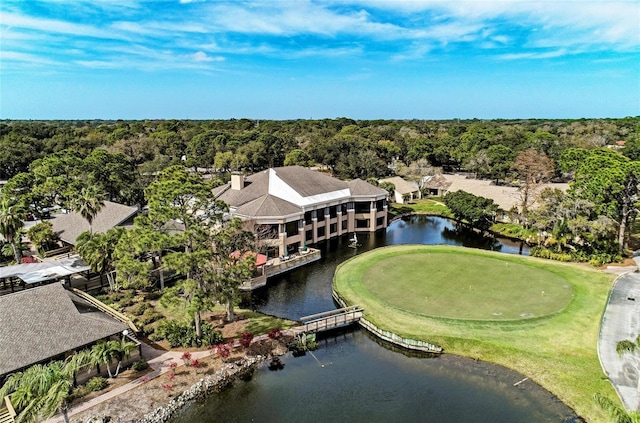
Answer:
[
  {"left": 76, "top": 228, "right": 125, "bottom": 291},
  {"left": 70, "top": 186, "right": 104, "bottom": 233},
  {"left": 90, "top": 339, "right": 137, "bottom": 378},
  {"left": 0, "top": 355, "right": 86, "bottom": 423},
  {"left": 593, "top": 393, "right": 640, "bottom": 423},
  {"left": 0, "top": 197, "right": 25, "bottom": 263}
]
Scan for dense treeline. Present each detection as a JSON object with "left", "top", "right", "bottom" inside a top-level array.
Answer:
[
  {"left": 2, "top": 117, "right": 638, "bottom": 183},
  {"left": 1, "top": 117, "right": 639, "bottom": 265}
]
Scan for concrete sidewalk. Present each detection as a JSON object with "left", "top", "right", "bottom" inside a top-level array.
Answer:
[{"left": 598, "top": 262, "right": 640, "bottom": 411}]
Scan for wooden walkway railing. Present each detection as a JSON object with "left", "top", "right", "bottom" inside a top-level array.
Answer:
[
  {"left": 69, "top": 287, "right": 139, "bottom": 333},
  {"left": 332, "top": 289, "right": 443, "bottom": 354},
  {"left": 0, "top": 396, "right": 16, "bottom": 423},
  {"left": 300, "top": 305, "right": 363, "bottom": 333}
]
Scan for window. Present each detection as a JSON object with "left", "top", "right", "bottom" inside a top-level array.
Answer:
[
  {"left": 329, "top": 206, "right": 337, "bottom": 218},
  {"left": 342, "top": 220, "right": 348, "bottom": 230},
  {"left": 317, "top": 208, "right": 325, "bottom": 222},
  {"left": 286, "top": 221, "right": 299, "bottom": 236},
  {"left": 306, "top": 230, "right": 313, "bottom": 241},
  {"left": 356, "top": 219, "right": 370, "bottom": 229},
  {"left": 330, "top": 223, "right": 337, "bottom": 234},
  {"left": 376, "top": 199, "right": 385, "bottom": 211},
  {"left": 376, "top": 217, "right": 384, "bottom": 226},
  {"left": 304, "top": 211, "right": 313, "bottom": 225},
  {"left": 317, "top": 226, "right": 325, "bottom": 237},
  {"left": 355, "top": 202, "right": 370, "bottom": 214}
]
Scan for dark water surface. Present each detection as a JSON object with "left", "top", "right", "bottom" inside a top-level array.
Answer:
[{"left": 172, "top": 216, "right": 579, "bottom": 423}]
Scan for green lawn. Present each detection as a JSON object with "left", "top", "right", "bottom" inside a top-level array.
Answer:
[
  {"left": 389, "top": 198, "right": 453, "bottom": 219},
  {"left": 334, "top": 245, "right": 617, "bottom": 422},
  {"left": 363, "top": 252, "right": 573, "bottom": 320}
]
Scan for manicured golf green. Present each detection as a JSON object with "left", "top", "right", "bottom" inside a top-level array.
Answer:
[
  {"left": 333, "top": 245, "right": 617, "bottom": 422},
  {"left": 363, "top": 252, "right": 573, "bottom": 320}
]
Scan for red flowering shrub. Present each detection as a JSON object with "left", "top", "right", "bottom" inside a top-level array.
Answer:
[
  {"left": 240, "top": 331, "right": 254, "bottom": 348},
  {"left": 181, "top": 351, "right": 192, "bottom": 366},
  {"left": 216, "top": 343, "right": 230, "bottom": 358},
  {"left": 268, "top": 328, "right": 283, "bottom": 339}
]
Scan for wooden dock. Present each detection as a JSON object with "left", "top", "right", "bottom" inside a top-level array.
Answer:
[
  {"left": 241, "top": 248, "right": 322, "bottom": 290},
  {"left": 299, "top": 305, "right": 363, "bottom": 333}
]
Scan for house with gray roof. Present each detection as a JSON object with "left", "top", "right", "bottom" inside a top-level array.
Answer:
[
  {"left": 0, "top": 283, "right": 127, "bottom": 381},
  {"left": 216, "top": 166, "right": 388, "bottom": 256},
  {"left": 50, "top": 201, "right": 139, "bottom": 246}
]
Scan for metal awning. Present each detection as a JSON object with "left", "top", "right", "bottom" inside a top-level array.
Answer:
[{"left": 0, "top": 257, "right": 90, "bottom": 284}]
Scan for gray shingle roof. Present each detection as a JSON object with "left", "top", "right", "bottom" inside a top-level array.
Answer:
[
  {"left": 51, "top": 201, "right": 139, "bottom": 245},
  {"left": 218, "top": 167, "right": 385, "bottom": 215},
  {"left": 348, "top": 178, "right": 388, "bottom": 196},
  {"left": 0, "top": 284, "right": 126, "bottom": 377},
  {"left": 272, "top": 166, "right": 348, "bottom": 197},
  {"left": 234, "top": 194, "right": 301, "bottom": 218}
]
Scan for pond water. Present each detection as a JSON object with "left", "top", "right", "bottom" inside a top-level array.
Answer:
[
  {"left": 172, "top": 216, "right": 579, "bottom": 423},
  {"left": 248, "top": 215, "right": 529, "bottom": 320}
]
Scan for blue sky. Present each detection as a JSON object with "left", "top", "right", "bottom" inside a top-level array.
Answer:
[{"left": 1, "top": 0, "right": 639, "bottom": 120}]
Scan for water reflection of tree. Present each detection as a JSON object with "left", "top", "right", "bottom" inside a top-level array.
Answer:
[{"left": 442, "top": 226, "right": 503, "bottom": 251}]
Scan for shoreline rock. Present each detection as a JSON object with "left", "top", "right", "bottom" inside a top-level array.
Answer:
[{"left": 135, "top": 355, "right": 265, "bottom": 423}]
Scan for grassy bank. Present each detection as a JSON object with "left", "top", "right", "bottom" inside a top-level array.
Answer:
[
  {"left": 388, "top": 198, "right": 453, "bottom": 220},
  {"left": 334, "top": 245, "right": 617, "bottom": 422}
]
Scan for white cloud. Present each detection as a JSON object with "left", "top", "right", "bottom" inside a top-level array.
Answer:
[
  {"left": 0, "top": 11, "right": 111, "bottom": 39},
  {"left": 346, "top": 0, "right": 640, "bottom": 51},
  {"left": 498, "top": 49, "right": 568, "bottom": 60},
  {"left": 190, "top": 51, "right": 224, "bottom": 62}
]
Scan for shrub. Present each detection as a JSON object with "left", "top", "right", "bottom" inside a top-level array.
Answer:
[
  {"left": 145, "top": 291, "right": 163, "bottom": 301},
  {"left": 529, "top": 246, "right": 573, "bottom": 262},
  {"left": 142, "top": 324, "right": 155, "bottom": 337},
  {"left": 181, "top": 352, "right": 192, "bottom": 365},
  {"left": 216, "top": 344, "right": 230, "bottom": 358},
  {"left": 93, "top": 293, "right": 114, "bottom": 305},
  {"left": 268, "top": 328, "right": 283, "bottom": 339},
  {"left": 240, "top": 331, "right": 254, "bottom": 348},
  {"left": 132, "top": 359, "right": 149, "bottom": 372},
  {"left": 153, "top": 320, "right": 223, "bottom": 347},
  {"left": 130, "top": 303, "right": 149, "bottom": 316},
  {"left": 86, "top": 377, "right": 108, "bottom": 392},
  {"left": 201, "top": 322, "right": 223, "bottom": 346},
  {"left": 137, "top": 308, "right": 162, "bottom": 325}
]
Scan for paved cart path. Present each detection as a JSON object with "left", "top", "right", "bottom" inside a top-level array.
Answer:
[{"left": 599, "top": 261, "right": 640, "bottom": 411}]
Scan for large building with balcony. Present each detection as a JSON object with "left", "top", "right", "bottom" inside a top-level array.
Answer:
[{"left": 214, "top": 166, "right": 388, "bottom": 257}]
